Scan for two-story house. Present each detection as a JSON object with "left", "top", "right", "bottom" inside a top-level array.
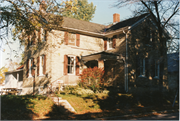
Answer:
[{"left": 21, "top": 13, "right": 170, "bottom": 95}]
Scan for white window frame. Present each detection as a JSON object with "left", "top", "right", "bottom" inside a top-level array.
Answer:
[
  {"left": 139, "top": 58, "right": 146, "bottom": 77},
  {"left": 154, "top": 60, "right": 160, "bottom": 79},
  {"left": 68, "top": 33, "right": 76, "bottom": 46},
  {"left": 67, "top": 55, "right": 76, "bottom": 75},
  {"left": 39, "top": 55, "right": 45, "bottom": 76},
  {"left": 28, "top": 58, "right": 33, "bottom": 78},
  {"left": 107, "top": 38, "right": 113, "bottom": 50}
]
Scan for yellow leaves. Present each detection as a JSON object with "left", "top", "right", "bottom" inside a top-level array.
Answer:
[
  {"left": 0, "top": 67, "right": 8, "bottom": 84},
  {"left": 31, "top": 0, "right": 35, "bottom": 4}
]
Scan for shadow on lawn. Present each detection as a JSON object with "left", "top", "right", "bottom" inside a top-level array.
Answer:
[
  {"left": 1, "top": 95, "right": 37, "bottom": 120},
  {"left": 32, "top": 87, "right": 179, "bottom": 120}
]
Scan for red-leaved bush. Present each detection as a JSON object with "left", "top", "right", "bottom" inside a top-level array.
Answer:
[{"left": 79, "top": 67, "right": 108, "bottom": 92}]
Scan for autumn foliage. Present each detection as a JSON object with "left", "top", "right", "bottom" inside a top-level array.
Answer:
[{"left": 79, "top": 67, "right": 108, "bottom": 92}]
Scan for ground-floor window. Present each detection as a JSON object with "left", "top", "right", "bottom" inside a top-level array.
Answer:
[
  {"left": 154, "top": 60, "right": 160, "bottom": 78},
  {"left": 68, "top": 56, "right": 75, "bottom": 74},
  {"left": 139, "top": 58, "right": 145, "bottom": 77}
]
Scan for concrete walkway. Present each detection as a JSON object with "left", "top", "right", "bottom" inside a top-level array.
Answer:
[{"left": 49, "top": 96, "right": 76, "bottom": 113}]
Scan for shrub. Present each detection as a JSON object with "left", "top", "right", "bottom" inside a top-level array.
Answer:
[
  {"left": 79, "top": 67, "right": 108, "bottom": 92},
  {"left": 72, "top": 88, "right": 94, "bottom": 96},
  {"left": 58, "top": 85, "right": 79, "bottom": 95}
]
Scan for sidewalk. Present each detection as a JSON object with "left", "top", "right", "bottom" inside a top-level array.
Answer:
[{"left": 94, "top": 108, "right": 179, "bottom": 120}]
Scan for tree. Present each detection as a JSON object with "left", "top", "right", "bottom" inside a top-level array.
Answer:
[
  {"left": 114, "top": 0, "right": 179, "bottom": 91},
  {"left": 0, "top": 67, "right": 8, "bottom": 84},
  {"left": 62, "top": 0, "right": 96, "bottom": 21},
  {"left": 0, "top": 0, "right": 96, "bottom": 63}
]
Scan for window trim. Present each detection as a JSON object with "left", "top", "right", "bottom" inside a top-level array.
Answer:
[
  {"left": 39, "top": 55, "right": 45, "bottom": 76},
  {"left": 67, "top": 55, "right": 76, "bottom": 75}
]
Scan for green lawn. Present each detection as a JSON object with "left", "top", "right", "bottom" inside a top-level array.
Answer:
[{"left": 1, "top": 92, "right": 179, "bottom": 120}]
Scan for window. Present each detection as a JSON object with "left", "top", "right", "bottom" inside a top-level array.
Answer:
[
  {"left": 28, "top": 58, "right": 33, "bottom": 77},
  {"left": 31, "top": 31, "right": 36, "bottom": 45},
  {"left": 64, "top": 32, "right": 80, "bottom": 46},
  {"left": 107, "top": 38, "right": 113, "bottom": 49},
  {"left": 68, "top": 33, "right": 76, "bottom": 46},
  {"left": 41, "top": 28, "right": 46, "bottom": 42},
  {"left": 39, "top": 55, "right": 45, "bottom": 76},
  {"left": 64, "top": 55, "right": 79, "bottom": 75},
  {"left": 68, "top": 56, "right": 75, "bottom": 74},
  {"left": 154, "top": 60, "right": 160, "bottom": 78},
  {"left": 139, "top": 58, "right": 145, "bottom": 77},
  {"left": 37, "top": 55, "right": 46, "bottom": 76}
]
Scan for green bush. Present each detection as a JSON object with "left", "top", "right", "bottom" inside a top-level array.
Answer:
[{"left": 72, "top": 88, "right": 94, "bottom": 96}]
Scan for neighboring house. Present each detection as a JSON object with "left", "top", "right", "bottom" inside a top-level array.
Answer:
[
  {"left": 4, "top": 65, "right": 23, "bottom": 95},
  {"left": 167, "top": 52, "right": 179, "bottom": 92},
  {"left": 22, "top": 12, "right": 170, "bottom": 95}
]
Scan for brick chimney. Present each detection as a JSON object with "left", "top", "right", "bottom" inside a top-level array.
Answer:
[{"left": 113, "top": 13, "right": 120, "bottom": 24}]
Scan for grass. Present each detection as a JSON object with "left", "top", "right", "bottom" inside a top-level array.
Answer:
[
  {"left": 1, "top": 92, "right": 179, "bottom": 120},
  {"left": 56, "top": 94, "right": 103, "bottom": 114},
  {"left": 1, "top": 95, "right": 54, "bottom": 120}
]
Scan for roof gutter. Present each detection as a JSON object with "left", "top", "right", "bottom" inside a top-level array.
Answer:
[
  {"left": 62, "top": 26, "right": 105, "bottom": 37},
  {"left": 5, "top": 69, "right": 23, "bottom": 74},
  {"left": 129, "top": 14, "right": 150, "bottom": 30},
  {"left": 62, "top": 26, "right": 129, "bottom": 38}
]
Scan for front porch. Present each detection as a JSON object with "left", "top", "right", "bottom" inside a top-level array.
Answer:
[{"left": 81, "top": 51, "right": 125, "bottom": 89}]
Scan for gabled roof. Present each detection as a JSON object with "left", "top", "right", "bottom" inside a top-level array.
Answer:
[
  {"left": 105, "top": 13, "right": 149, "bottom": 33},
  {"left": 59, "top": 13, "right": 150, "bottom": 36},
  {"left": 62, "top": 17, "right": 106, "bottom": 34}
]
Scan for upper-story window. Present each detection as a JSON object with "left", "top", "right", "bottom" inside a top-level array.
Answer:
[
  {"left": 31, "top": 31, "right": 36, "bottom": 45},
  {"left": 104, "top": 36, "right": 116, "bottom": 50},
  {"left": 143, "top": 28, "right": 151, "bottom": 45},
  {"left": 68, "top": 33, "right": 76, "bottom": 46},
  {"left": 64, "top": 32, "right": 80, "bottom": 47},
  {"left": 107, "top": 38, "right": 113, "bottom": 49},
  {"left": 41, "top": 28, "right": 46, "bottom": 42}
]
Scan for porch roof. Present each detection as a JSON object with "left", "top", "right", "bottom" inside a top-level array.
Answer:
[{"left": 81, "top": 51, "right": 120, "bottom": 62}]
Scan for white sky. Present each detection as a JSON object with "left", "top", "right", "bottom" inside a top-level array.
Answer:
[{"left": 0, "top": 0, "right": 133, "bottom": 68}]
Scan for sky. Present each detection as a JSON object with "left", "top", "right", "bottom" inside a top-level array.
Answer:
[{"left": 0, "top": 0, "right": 133, "bottom": 68}]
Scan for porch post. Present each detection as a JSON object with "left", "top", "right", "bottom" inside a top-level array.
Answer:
[{"left": 98, "top": 59, "right": 104, "bottom": 68}]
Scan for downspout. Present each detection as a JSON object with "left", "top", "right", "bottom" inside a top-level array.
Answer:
[{"left": 123, "top": 30, "right": 130, "bottom": 92}]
